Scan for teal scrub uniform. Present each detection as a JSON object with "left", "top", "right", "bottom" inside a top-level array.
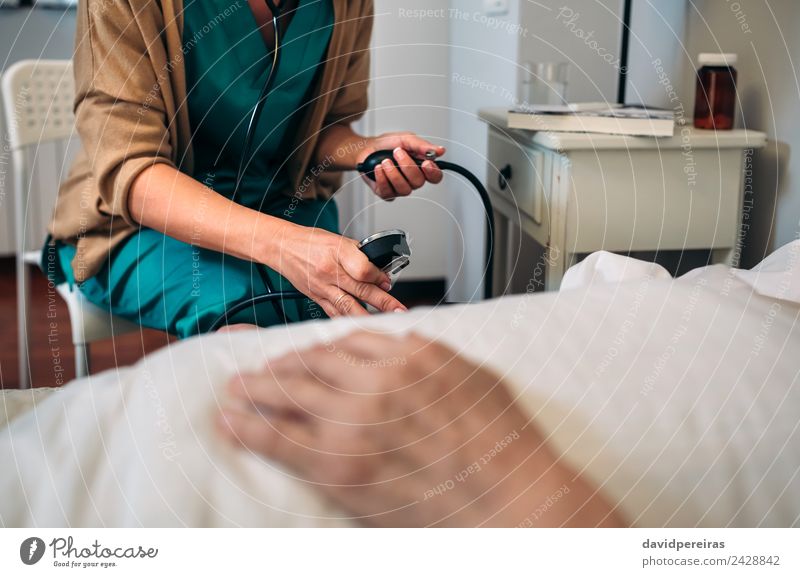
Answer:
[{"left": 50, "top": 0, "right": 335, "bottom": 338}]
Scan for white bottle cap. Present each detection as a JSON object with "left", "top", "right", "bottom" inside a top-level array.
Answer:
[{"left": 698, "top": 53, "right": 738, "bottom": 67}]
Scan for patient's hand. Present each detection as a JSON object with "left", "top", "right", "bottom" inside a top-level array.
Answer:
[{"left": 217, "top": 332, "right": 623, "bottom": 527}]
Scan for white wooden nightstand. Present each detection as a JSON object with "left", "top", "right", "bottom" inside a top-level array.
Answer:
[{"left": 479, "top": 107, "right": 767, "bottom": 293}]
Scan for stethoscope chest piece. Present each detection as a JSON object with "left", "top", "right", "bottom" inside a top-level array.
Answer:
[{"left": 358, "top": 229, "right": 411, "bottom": 277}]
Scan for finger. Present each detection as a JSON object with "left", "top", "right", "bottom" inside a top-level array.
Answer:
[
  {"left": 267, "top": 344, "right": 343, "bottom": 380},
  {"left": 334, "top": 331, "right": 410, "bottom": 362},
  {"left": 381, "top": 159, "right": 412, "bottom": 197},
  {"left": 331, "top": 291, "right": 370, "bottom": 317},
  {"left": 421, "top": 160, "right": 444, "bottom": 184},
  {"left": 393, "top": 148, "right": 426, "bottom": 189},
  {"left": 267, "top": 347, "right": 367, "bottom": 396},
  {"left": 216, "top": 406, "right": 318, "bottom": 474},
  {"left": 343, "top": 278, "right": 407, "bottom": 314},
  {"left": 341, "top": 248, "right": 390, "bottom": 286},
  {"left": 398, "top": 134, "right": 446, "bottom": 159},
  {"left": 227, "top": 371, "right": 333, "bottom": 415},
  {"left": 373, "top": 165, "right": 395, "bottom": 201},
  {"left": 317, "top": 298, "right": 341, "bottom": 319},
  {"left": 339, "top": 331, "right": 431, "bottom": 362}
]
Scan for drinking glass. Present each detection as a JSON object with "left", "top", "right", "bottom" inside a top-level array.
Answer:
[{"left": 518, "top": 62, "right": 569, "bottom": 107}]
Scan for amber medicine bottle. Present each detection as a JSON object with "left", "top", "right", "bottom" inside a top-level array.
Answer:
[{"left": 694, "top": 53, "right": 738, "bottom": 130}]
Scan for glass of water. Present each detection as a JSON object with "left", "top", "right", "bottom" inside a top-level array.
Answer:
[{"left": 518, "top": 62, "right": 569, "bottom": 107}]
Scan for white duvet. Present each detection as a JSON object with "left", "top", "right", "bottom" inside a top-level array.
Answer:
[{"left": 2, "top": 243, "right": 799, "bottom": 527}]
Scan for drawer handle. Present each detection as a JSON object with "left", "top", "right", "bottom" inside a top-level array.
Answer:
[{"left": 498, "top": 164, "right": 512, "bottom": 190}]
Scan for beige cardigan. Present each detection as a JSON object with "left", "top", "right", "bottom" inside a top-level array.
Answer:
[{"left": 50, "top": 0, "right": 373, "bottom": 282}]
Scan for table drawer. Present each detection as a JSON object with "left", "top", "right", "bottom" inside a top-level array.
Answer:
[{"left": 487, "top": 130, "right": 545, "bottom": 225}]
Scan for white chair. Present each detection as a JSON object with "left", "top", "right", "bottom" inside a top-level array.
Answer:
[{"left": 2, "top": 60, "right": 139, "bottom": 389}]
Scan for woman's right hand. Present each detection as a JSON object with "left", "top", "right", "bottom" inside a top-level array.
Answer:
[{"left": 275, "top": 224, "right": 407, "bottom": 318}]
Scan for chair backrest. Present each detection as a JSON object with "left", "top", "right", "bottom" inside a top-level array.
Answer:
[
  {"left": 2, "top": 59, "right": 75, "bottom": 149},
  {"left": 1, "top": 60, "right": 76, "bottom": 254}
]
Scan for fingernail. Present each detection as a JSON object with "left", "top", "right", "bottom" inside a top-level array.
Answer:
[
  {"left": 394, "top": 307, "right": 406, "bottom": 313},
  {"left": 380, "top": 281, "right": 392, "bottom": 291},
  {"left": 394, "top": 147, "right": 405, "bottom": 157},
  {"left": 382, "top": 159, "right": 393, "bottom": 170}
]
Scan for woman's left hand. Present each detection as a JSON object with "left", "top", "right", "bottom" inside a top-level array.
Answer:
[{"left": 359, "top": 132, "right": 446, "bottom": 200}]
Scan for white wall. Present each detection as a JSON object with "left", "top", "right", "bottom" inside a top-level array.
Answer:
[
  {"left": 518, "top": 0, "right": 623, "bottom": 103},
  {"left": 421, "top": 0, "right": 688, "bottom": 299},
  {"left": 517, "top": 0, "right": 690, "bottom": 108},
  {"left": 339, "top": 0, "right": 524, "bottom": 298},
  {"left": 337, "top": 0, "right": 452, "bottom": 282},
  {"left": 624, "top": 0, "right": 689, "bottom": 108},
  {"left": 10, "top": 1, "right": 792, "bottom": 284},
  {"left": 447, "top": 0, "right": 521, "bottom": 301},
  {"left": 0, "top": 6, "right": 76, "bottom": 255},
  {"left": 335, "top": 0, "right": 532, "bottom": 298},
  {"left": 684, "top": 0, "right": 800, "bottom": 265}
]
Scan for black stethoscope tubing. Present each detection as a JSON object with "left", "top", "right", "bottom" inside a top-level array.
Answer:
[{"left": 208, "top": 0, "right": 495, "bottom": 332}]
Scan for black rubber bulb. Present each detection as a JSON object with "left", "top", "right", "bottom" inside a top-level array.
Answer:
[{"left": 356, "top": 149, "right": 424, "bottom": 181}]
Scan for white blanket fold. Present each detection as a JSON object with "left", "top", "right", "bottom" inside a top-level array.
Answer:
[{"left": 2, "top": 243, "right": 799, "bottom": 527}]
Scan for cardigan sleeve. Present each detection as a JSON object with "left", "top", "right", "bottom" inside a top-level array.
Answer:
[
  {"left": 323, "top": 0, "right": 374, "bottom": 126},
  {"left": 73, "top": 0, "right": 178, "bottom": 227}
]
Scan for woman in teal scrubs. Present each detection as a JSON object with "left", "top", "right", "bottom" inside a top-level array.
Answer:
[{"left": 51, "top": 0, "right": 445, "bottom": 338}]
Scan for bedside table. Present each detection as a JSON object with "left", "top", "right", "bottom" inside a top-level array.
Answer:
[{"left": 479, "top": 107, "right": 767, "bottom": 293}]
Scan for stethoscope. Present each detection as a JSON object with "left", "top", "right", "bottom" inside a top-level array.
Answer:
[{"left": 208, "top": 0, "right": 494, "bottom": 331}]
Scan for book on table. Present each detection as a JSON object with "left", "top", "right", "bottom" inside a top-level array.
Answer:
[{"left": 507, "top": 103, "right": 675, "bottom": 137}]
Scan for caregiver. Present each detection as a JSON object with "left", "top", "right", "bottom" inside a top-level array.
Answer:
[{"left": 46, "top": 0, "right": 444, "bottom": 337}]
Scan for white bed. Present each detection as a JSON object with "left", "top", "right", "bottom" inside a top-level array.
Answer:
[{"left": 2, "top": 242, "right": 799, "bottom": 527}]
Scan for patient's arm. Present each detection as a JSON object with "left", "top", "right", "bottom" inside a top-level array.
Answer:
[{"left": 217, "top": 332, "right": 624, "bottom": 527}]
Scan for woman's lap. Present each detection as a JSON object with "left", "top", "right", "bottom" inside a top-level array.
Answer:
[
  {"left": 55, "top": 199, "right": 337, "bottom": 338},
  {"left": 57, "top": 230, "right": 298, "bottom": 337}
]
